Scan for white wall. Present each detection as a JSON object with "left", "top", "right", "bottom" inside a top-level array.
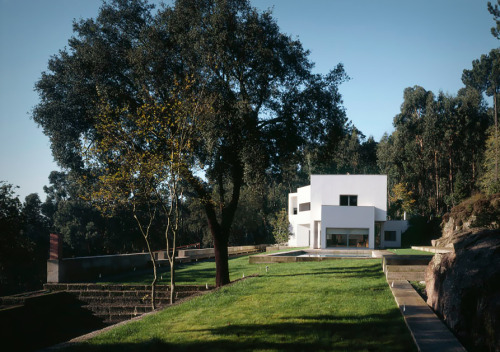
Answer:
[
  {"left": 381, "top": 220, "right": 409, "bottom": 248},
  {"left": 310, "top": 175, "right": 387, "bottom": 222}
]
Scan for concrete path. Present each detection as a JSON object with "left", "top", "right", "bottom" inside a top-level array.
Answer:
[{"left": 388, "top": 280, "right": 466, "bottom": 352}]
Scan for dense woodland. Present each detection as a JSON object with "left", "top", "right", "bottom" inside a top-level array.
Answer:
[{"left": 1, "top": 0, "right": 499, "bottom": 294}]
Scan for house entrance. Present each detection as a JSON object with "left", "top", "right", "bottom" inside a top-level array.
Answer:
[{"left": 325, "top": 228, "right": 369, "bottom": 248}]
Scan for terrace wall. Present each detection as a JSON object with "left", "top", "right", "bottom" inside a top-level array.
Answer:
[{"left": 47, "top": 244, "right": 267, "bottom": 283}]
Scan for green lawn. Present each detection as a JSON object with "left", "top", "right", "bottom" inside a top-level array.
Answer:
[
  {"left": 66, "top": 257, "right": 416, "bottom": 351},
  {"left": 387, "top": 248, "right": 434, "bottom": 256},
  {"left": 101, "top": 248, "right": 309, "bottom": 286}
]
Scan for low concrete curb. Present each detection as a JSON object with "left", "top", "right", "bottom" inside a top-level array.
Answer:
[
  {"left": 387, "top": 280, "right": 466, "bottom": 352},
  {"left": 411, "top": 246, "right": 453, "bottom": 254}
]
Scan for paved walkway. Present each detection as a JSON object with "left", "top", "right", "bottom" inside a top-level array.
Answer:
[{"left": 388, "top": 280, "right": 466, "bottom": 352}]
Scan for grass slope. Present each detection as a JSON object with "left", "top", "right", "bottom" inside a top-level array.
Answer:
[{"left": 66, "top": 257, "right": 416, "bottom": 351}]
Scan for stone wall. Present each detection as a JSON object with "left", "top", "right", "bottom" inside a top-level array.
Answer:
[{"left": 425, "top": 228, "right": 500, "bottom": 352}]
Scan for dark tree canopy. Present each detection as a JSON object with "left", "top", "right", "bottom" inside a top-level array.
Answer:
[
  {"left": 378, "top": 85, "right": 489, "bottom": 217},
  {"left": 33, "top": 0, "right": 348, "bottom": 286},
  {"left": 488, "top": 1, "right": 500, "bottom": 39},
  {"left": 462, "top": 48, "right": 500, "bottom": 184}
]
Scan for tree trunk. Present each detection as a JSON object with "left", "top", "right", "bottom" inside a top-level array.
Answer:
[
  {"left": 182, "top": 160, "right": 242, "bottom": 288},
  {"left": 434, "top": 150, "right": 439, "bottom": 213},
  {"left": 494, "top": 92, "right": 498, "bottom": 182},
  {"left": 147, "top": 250, "right": 157, "bottom": 310},
  {"left": 213, "top": 230, "right": 230, "bottom": 287},
  {"left": 170, "top": 259, "right": 175, "bottom": 304}
]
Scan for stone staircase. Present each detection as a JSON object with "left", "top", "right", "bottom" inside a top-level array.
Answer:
[
  {"left": 385, "top": 265, "right": 428, "bottom": 281},
  {"left": 44, "top": 283, "right": 213, "bottom": 324},
  {"left": 382, "top": 255, "right": 433, "bottom": 282}
]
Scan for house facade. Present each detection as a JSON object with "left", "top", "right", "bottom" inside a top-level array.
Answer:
[{"left": 288, "top": 174, "right": 406, "bottom": 249}]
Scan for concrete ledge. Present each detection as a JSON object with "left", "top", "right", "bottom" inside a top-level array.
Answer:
[
  {"left": 249, "top": 249, "right": 376, "bottom": 264},
  {"left": 178, "top": 245, "right": 266, "bottom": 260},
  {"left": 382, "top": 255, "right": 433, "bottom": 273},
  {"left": 388, "top": 280, "right": 466, "bottom": 352},
  {"left": 411, "top": 246, "right": 453, "bottom": 254}
]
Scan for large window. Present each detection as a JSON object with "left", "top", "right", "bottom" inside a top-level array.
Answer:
[
  {"left": 340, "top": 195, "right": 357, "bottom": 206},
  {"left": 326, "top": 228, "right": 368, "bottom": 248},
  {"left": 384, "top": 231, "right": 397, "bottom": 242}
]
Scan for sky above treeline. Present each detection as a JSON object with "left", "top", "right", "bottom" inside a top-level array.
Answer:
[{"left": 0, "top": 0, "right": 498, "bottom": 201}]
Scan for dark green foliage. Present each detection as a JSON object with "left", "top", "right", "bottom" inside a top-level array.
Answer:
[
  {"left": 0, "top": 183, "right": 50, "bottom": 295},
  {"left": 488, "top": 1, "right": 500, "bottom": 39},
  {"left": 401, "top": 216, "right": 442, "bottom": 247},
  {"left": 462, "top": 48, "right": 500, "bottom": 189},
  {"left": 33, "top": 0, "right": 349, "bottom": 286},
  {"left": 41, "top": 171, "right": 162, "bottom": 257},
  {"left": 378, "top": 86, "right": 489, "bottom": 217}
]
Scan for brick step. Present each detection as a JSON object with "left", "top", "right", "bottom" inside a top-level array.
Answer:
[
  {"left": 75, "top": 292, "right": 195, "bottom": 306},
  {"left": 84, "top": 304, "right": 155, "bottom": 315},
  {"left": 386, "top": 272, "right": 425, "bottom": 281},
  {"left": 44, "top": 283, "right": 213, "bottom": 292},
  {"left": 385, "top": 265, "right": 428, "bottom": 273},
  {"left": 79, "top": 297, "right": 170, "bottom": 305},
  {"left": 0, "top": 297, "right": 26, "bottom": 306},
  {"left": 76, "top": 290, "right": 171, "bottom": 298}
]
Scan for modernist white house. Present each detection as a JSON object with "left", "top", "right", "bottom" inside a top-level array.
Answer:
[{"left": 288, "top": 174, "right": 408, "bottom": 249}]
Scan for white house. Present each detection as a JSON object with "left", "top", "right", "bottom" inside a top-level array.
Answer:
[{"left": 288, "top": 174, "right": 407, "bottom": 249}]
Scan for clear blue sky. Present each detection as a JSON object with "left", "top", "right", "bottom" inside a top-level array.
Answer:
[{"left": 0, "top": 0, "right": 498, "bottom": 201}]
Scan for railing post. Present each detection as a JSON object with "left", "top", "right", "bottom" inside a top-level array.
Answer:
[{"left": 47, "top": 233, "right": 62, "bottom": 283}]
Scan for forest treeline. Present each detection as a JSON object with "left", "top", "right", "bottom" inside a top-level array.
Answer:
[{"left": 1, "top": 0, "right": 499, "bottom": 295}]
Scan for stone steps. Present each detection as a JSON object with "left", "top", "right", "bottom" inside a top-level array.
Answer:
[
  {"left": 43, "top": 283, "right": 211, "bottom": 324},
  {"left": 0, "top": 290, "right": 51, "bottom": 308},
  {"left": 386, "top": 271, "right": 425, "bottom": 281},
  {"left": 383, "top": 256, "right": 432, "bottom": 282},
  {"left": 385, "top": 265, "right": 428, "bottom": 272}
]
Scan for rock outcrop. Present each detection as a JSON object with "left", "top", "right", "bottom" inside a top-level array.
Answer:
[
  {"left": 426, "top": 228, "right": 500, "bottom": 351},
  {"left": 439, "top": 193, "right": 499, "bottom": 240}
]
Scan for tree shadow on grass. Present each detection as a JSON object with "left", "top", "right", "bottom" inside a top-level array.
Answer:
[
  {"left": 269, "top": 263, "right": 384, "bottom": 279},
  {"left": 63, "top": 310, "right": 416, "bottom": 352},
  {"left": 102, "top": 266, "right": 217, "bottom": 285}
]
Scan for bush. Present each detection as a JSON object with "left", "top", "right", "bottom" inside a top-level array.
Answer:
[{"left": 401, "top": 216, "right": 441, "bottom": 247}]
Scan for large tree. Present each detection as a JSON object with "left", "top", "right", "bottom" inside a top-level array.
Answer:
[
  {"left": 33, "top": 0, "right": 348, "bottom": 287},
  {"left": 379, "top": 86, "right": 488, "bottom": 216},
  {"left": 462, "top": 48, "right": 500, "bottom": 184},
  {"left": 488, "top": 1, "right": 500, "bottom": 39}
]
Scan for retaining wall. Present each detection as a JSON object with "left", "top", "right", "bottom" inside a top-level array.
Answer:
[
  {"left": 47, "top": 252, "right": 161, "bottom": 283},
  {"left": 48, "top": 245, "right": 267, "bottom": 283},
  {"left": 178, "top": 245, "right": 267, "bottom": 259}
]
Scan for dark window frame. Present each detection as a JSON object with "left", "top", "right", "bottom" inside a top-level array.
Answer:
[
  {"left": 340, "top": 195, "right": 358, "bottom": 206},
  {"left": 384, "top": 231, "right": 397, "bottom": 242}
]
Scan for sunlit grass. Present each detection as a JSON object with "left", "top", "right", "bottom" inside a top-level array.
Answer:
[
  {"left": 387, "top": 248, "right": 434, "bottom": 256},
  {"left": 65, "top": 257, "right": 416, "bottom": 351},
  {"left": 101, "top": 247, "right": 309, "bottom": 286}
]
